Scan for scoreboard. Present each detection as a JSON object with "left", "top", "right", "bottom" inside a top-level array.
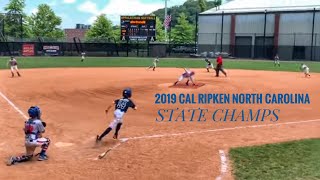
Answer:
[{"left": 120, "top": 16, "right": 156, "bottom": 41}]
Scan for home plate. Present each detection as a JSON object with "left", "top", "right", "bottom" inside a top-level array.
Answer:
[{"left": 55, "top": 142, "right": 74, "bottom": 147}]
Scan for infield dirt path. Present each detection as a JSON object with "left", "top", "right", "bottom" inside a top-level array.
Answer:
[{"left": 0, "top": 68, "right": 319, "bottom": 180}]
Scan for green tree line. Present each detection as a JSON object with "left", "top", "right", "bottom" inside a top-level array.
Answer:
[{"left": 1, "top": 0, "right": 222, "bottom": 43}]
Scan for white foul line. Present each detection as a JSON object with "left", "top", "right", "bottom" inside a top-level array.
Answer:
[
  {"left": 120, "top": 118, "right": 320, "bottom": 142},
  {"left": 216, "top": 150, "right": 228, "bottom": 180},
  {"left": 0, "top": 91, "right": 28, "bottom": 119}
]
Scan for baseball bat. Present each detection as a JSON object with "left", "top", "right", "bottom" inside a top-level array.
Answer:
[{"left": 98, "top": 148, "right": 112, "bottom": 159}]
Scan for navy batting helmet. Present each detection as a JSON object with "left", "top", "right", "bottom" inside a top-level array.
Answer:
[
  {"left": 28, "top": 106, "right": 41, "bottom": 118},
  {"left": 123, "top": 88, "right": 132, "bottom": 98}
]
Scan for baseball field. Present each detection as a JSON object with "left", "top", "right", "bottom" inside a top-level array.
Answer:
[{"left": 0, "top": 56, "right": 319, "bottom": 180}]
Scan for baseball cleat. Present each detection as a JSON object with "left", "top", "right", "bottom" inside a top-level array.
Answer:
[
  {"left": 96, "top": 135, "right": 100, "bottom": 143},
  {"left": 6, "top": 156, "right": 16, "bottom": 166},
  {"left": 38, "top": 154, "right": 48, "bottom": 161},
  {"left": 113, "top": 134, "right": 118, "bottom": 139}
]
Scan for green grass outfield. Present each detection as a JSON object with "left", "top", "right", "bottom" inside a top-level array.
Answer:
[
  {"left": 1, "top": 56, "right": 320, "bottom": 72},
  {"left": 229, "top": 138, "right": 320, "bottom": 180}
]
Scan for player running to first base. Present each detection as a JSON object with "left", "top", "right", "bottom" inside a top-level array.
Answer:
[
  {"left": 7, "top": 106, "right": 50, "bottom": 166},
  {"left": 173, "top": 68, "right": 196, "bottom": 86},
  {"left": 205, "top": 58, "right": 214, "bottom": 72},
  {"left": 96, "top": 88, "right": 137, "bottom": 142},
  {"left": 146, "top": 57, "right": 159, "bottom": 71},
  {"left": 8, "top": 56, "right": 21, "bottom": 77},
  {"left": 300, "top": 63, "right": 311, "bottom": 77}
]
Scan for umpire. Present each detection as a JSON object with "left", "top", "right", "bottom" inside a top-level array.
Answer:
[{"left": 215, "top": 54, "right": 227, "bottom": 77}]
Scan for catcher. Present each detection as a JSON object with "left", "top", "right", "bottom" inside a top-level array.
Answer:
[{"left": 7, "top": 106, "right": 50, "bottom": 166}]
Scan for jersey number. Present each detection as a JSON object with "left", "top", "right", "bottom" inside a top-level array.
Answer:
[{"left": 117, "top": 100, "right": 127, "bottom": 110}]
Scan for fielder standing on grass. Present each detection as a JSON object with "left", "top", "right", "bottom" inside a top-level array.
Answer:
[
  {"left": 146, "top": 56, "right": 159, "bottom": 71},
  {"left": 300, "top": 63, "right": 311, "bottom": 77},
  {"left": 96, "top": 88, "right": 137, "bottom": 142},
  {"left": 7, "top": 106, "right": 50, "bottom": 166},
  {"left": 215, "top": 54, "right": 227, "bottom": 77},
  {"left": 274, "top": 53, "right": 280, "bottom": 67},
  {"left": 8, "top": 56, "right": 21, "bottom": 77},
  {"left": 81, "top": 52, "right": 86, "bottom": 62}
]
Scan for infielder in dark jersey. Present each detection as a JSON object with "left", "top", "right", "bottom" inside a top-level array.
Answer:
[
  {"left": 96, "top": 88, "right": 137, "bottom": 142},
  {"left": 205, "top": 58, "right": 214, "bottom": 72},
  {"left": 7, "top": 106, "right": 50, "bottom": 166}
]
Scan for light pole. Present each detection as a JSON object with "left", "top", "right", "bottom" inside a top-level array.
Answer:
[{"left": 164, "top": 0, "right": 169, "bottom": 42}]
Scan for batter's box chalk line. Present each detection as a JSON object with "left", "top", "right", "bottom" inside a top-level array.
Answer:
[{"left": 0, "top": 91, "right": 75, "bottom": 148}]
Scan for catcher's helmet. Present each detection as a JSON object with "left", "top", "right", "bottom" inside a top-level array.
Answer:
[
  {"left": 123, "top": 88, "right": 132, "bottom": 98},
  {"left": 28, "top": 106, "right": 41, "bottom": 118}
]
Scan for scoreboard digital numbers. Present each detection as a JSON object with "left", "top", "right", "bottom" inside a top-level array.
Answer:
[{"left": 120, "top": 16, "right": 156, "bottom": 41}]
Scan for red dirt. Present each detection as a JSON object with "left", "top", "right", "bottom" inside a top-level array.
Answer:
[
  {"left": 169, "top": 82, "right": 206, "bottom": 89},
  {"left": 0, "top": 68, "right": 319, "bottom": 180}
]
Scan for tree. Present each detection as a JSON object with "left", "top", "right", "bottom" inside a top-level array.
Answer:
[
  {"left": 152, "top": 0, "right": 222, "bottom": 27},
  {"left": 111, "top": 25, "right": 120, "bottom": 42},
  {"left": 198, "top": 0, "right": 207, "bottom": 12},
  {"left": 155, "top": 16, "right": 165, "bottom": 42},
  {"left": 214, "top": 0, "right": 222, "bottom": 7},
  {"left": 85, "top": 14, "right": 113, "bottom": 42},
  {"left": 3, "top": 0, "right": 30, "bottom": 39},
  {"left": 170, "top": 12, "right": 195, "bottom": 44},
  {"left": 27, "top": 4, "right": 64, "bottom": 39}
]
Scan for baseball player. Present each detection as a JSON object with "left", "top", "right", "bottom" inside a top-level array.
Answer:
[
  {"left": 146, "top": 57, "right": 159, "bottom": 71},
  {"left": 215, "top": 55, "right": 227, "bottom": 77},
  {"left": 173, "top": 68, "right": 196, "bottom": 86},
  {"left": 7, "top": 106, "right": 50, "bottom": 166},
  {"left": 8, "top": 56, "right": 21, "bottom": 77},
  {"left": 81, "top": 52, "right": 86, "bottom": 62},
  {"left": 300, "top": 63, "right": 311, "bottom": 77},
  {"left": 96, "top": 88, "right": 137, "bottom": 142},
  {"left": 205, "top": 58, "right": 214, "bottom": 72},
  {"left": 274, "top": 54, "right": 280, "bottom": 67}
]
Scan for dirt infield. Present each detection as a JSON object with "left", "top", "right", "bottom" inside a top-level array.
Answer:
[{"left": 0, "top": 67, "right": 319, "bottom": 180}]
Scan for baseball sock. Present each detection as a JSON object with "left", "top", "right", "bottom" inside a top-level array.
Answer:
[
  {"left": 98, "top": 127, "right": 112, "bottom": 140},
  {"left": 207, "top": 68, "right": 209, "bottom": 72},
  {"left": 174, "top": 81, "right": 178, "bottom": 85},
  {"left": 153, "top": 67, "right": 155, "bottom": 71},
  {"left": 114, "top": 123, "right": 122, "bottom": 139},
  {"left": 17, "top": 72, "right": 21, "bottom": 76},
  {"left": 14, "top": 154, "right": 33, "bottom": 163},
  {"left": 11, "top": 72, "right": 14, "bottom": 77},
  {"left": 39, "top": 139, "right": 50, "bottom": 156}
]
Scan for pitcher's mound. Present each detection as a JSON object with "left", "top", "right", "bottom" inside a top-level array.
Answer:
[{"left": 169, "top": 83, "right": 205, "bottom": 89}]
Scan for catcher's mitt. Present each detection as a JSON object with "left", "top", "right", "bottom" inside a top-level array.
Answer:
[{"left": 42, "top": 121, "right": 47, "bottom": 127}]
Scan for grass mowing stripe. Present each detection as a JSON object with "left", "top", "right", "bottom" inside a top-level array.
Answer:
[
  {"left": 229, "top": 138, "right": 320, "bottom": 180},
  {"left": 0, "top": 57, "right": 320, "bottom": 72}
]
